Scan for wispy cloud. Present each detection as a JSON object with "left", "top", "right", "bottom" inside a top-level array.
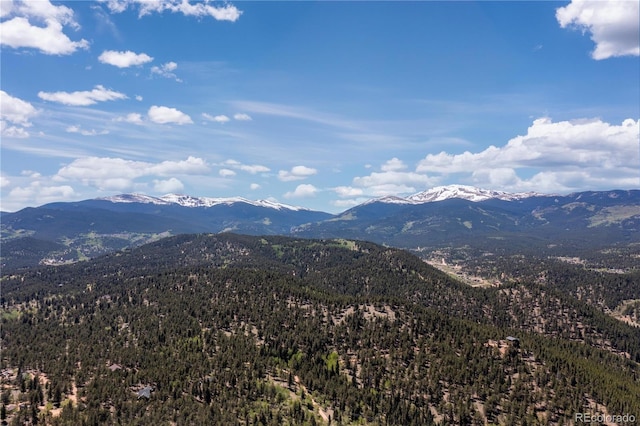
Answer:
[
  {"left": 224, "top": 159, "right": 270, "bottom": 174},
  {"left": 102, "top": 0, "right": 242, "bottom": 22},
  {"left": 151, "top": 61, "right": 181, "bottom": 81},
  {"left": 203, "top": 113, "right": 230, "bottom": 123},
  {"left": 38, "top": 85, "right": 127, "bottom": 106},
  {"left": 66, "top": 125, "right": 110, "bottom": 136},
  {"left": 230, "top": 100, "right": 360, "bottom": 130}
]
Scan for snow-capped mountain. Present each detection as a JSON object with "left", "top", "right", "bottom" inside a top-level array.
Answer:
[
  {"left": 407, "top": 185, "right": 544, "bottom": 203},
  {"left": 98, "top": 193, "right": 173, "bottom": 205},
  {"left": 100, "top": 193, "right": 307, "bottom": 211},
  {"left": 367, "top": 185, "right": 545, "bottom": 205}
]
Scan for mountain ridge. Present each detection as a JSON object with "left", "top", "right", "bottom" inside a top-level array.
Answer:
[
  {"left": 100, "top": 192, "right": 311, "bottom": 211},
  {"left": 1, "top": 187, "right": 639, "bottom": 270}
]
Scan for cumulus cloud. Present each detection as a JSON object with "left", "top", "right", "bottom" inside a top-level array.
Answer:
[
  {"left": 250, "top": 183, "right": 261, "bottom": 190},
  {"left": 115, "top": 113, "right": 144, "bottom": 124},
  {"left": 153, "top": 177, "right": 184, "bottom": 193},
  {"left": 99, "top": 50, "right": 153, "bottom": 67},
  {"left": 224, "top": 159, "right": 270, "bottom": 174},
  {"left": 278, "top": 165, "right": 318, "bottom": 181},
  {"left": 38, "top": 85, "right": 127, "bottom": 106},
  {"left": 556, "top": 0, "right": 640, "bottom": 59},
  {"left": 101, "top": 0, "right": 242, "bottom": 21},
  {"left": 148, "top": 105, "right": 192, "bottom": 125},
  {"left": 381, "top": 157, "right": 407, "bottom": 172},
  {"left": 219, "top": 168, "right": 236, "bottom": 178},
  {"left": 352, "top": 169, "right": 436, "bottom": 196},
  {"left": 202, "top": 113, "right": 230, "bottom": 123},
  {"left": 0, "top": 175, "right": 10, "bottom": 188},
  {"left": 233, "top": 113, "right": 252, "bottom": 121},
  {"left": 334, "top": 186, "right": 364, "bottom": 198},
  {"left": 56, "top": 156, "right": 209, "bottom": 190},
  {"left": 284, "top": 184, "right": 318, "bottom": 199},
  {"left": 1, "top": 91, "right": 37, "bottom": 126},
  {"left": 0, "top": 0, "right": 89, "bottom": 55},
  {"left": 1, "top": 90, "right": 37, "bottom": 138},
  {"left": 8, "top": 181, "right": 76, "bottom": 209},
  {"left": 417, "top": 117, "right": 640, "bottom": 192}
]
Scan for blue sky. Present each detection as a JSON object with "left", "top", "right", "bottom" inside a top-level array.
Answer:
[{"left": 1, "top": 0, "right": 639, "bottom": 212}]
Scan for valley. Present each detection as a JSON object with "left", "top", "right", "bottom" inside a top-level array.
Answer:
[{"left": 1, "top": 232, "right": 639, "bottom": 425}]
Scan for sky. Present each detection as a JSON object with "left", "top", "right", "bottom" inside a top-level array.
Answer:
[{"left": 1, "top": 0, "right": 639, "bottom": 213}]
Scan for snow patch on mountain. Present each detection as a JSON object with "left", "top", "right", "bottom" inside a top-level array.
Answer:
[
  {"left": 408, "top": 185, "right": 542, "bottom": 203},
  {"left": 98, "top": 194, "right": 172, "bottom": 204},
  {"left": 369, "top": 185, "right": 545, "bottom": 205},
  {"left": 100, "top": 193, "right": 307, "bottom": 211}
]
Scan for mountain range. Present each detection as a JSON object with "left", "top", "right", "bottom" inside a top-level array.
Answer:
[{"left": 2, "top": 185, "right": 639, "bottom": 269}]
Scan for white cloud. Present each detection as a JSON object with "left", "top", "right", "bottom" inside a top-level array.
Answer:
[
  {"left": 38, "top": 85, "right": 127, "bottom": 106},
  {"left": 8, "top": 181, "right": 76, "bottom": 208},
  {"left": 115, "top": 113, "right": 144, "bottom": 124},
  {"left": 381, "top": 157, "right": 407, "bottom": 172},
  {"left": 352, "top": 170, "right": 436, "bottom": 196},
  {"left": 224, "top": 159, "right": 270, "bottom": 174},
  {"left": 284, "top": 184, "right": 318, "bottom": 199},
  {"left": 151, "top": 61, "right": 180, "bottom": 81},
  {"left": 0, "top": 1, "right": 13, "bottom": 18},
  {"left": 334, "top": 186, "right": 364, "bottom": 198},
  {"left": 203, "top": 113, "right": 230, "bottom": 123},
  {"left": 99, "top": 50, "right": 153, "bottom": 68},
  {"left": 417, "top": 117, "right": 640, "bottom": 192},
  {"left": 556, "top": 0, "right": 640, "bottom": 59},
  {"left": 331, "top": 198, "right": 368, "bottom": 208},
  {"left": 278, "top": 165, "right": 318, "bottom": 181},
  {"left": 21, "top": 170, "right": 42, "bottom": 178},
  {"left": 0, "top": 0, "right": 89, "bottom": 55},
  {"left": 219, "top": 168, "right": 236, "bottom": 178},
  {"left": 0, "top": 90, "right": 38, "bottom": 138},
  {"left": 0, "top": 121, "right": 29, "bottom": 138},
  {"left": 232, "top": 100, "right": 358, "bottom": 130},
  {"left": 0, "top": 175, "right": 10, "bottom": 188},
  {"left": 153, "top": 177, "right": 184, "bottom": 193},
  {"left": 0, "top": 90, "right": 37, "bottom": 126},
  {"left": 102, "top": 0, "right": 242, "bottom": 21},
  {"left": 135, "top": 95, "right": 143, "bottom": 101},
  {"left": 65, "top": 125, "right": 109, "bottom": 136},
  {"left": 233, "top": 113, "right": 252, "bottom": 121},
  {"left": 148, "top": 105, "right": 192, "bottom": 125},
  {"left": 56, "top": 156, "right": 209, "bottom": 190},
  {"left": 250, "top": 183, "right": 261, "bottom": 190}
]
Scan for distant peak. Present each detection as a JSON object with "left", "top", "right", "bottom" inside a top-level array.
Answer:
[
  {"left": 98, "top": 193, "right": 308, "bottom": 211},
  {"left": 368, "top": 185, "right": 544, "bottom": 205},
  {"left": 98, "top": 193, "right": 170, "bottom": 204}
]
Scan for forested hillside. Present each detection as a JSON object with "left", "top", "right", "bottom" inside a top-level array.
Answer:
[{"left": 2, "top": 234, "right": 639, "bottom": 425}]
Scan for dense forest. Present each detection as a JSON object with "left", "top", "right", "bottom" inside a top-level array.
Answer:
[{"left": 1, "top": 234, "right": 639, "bottom": 425}]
